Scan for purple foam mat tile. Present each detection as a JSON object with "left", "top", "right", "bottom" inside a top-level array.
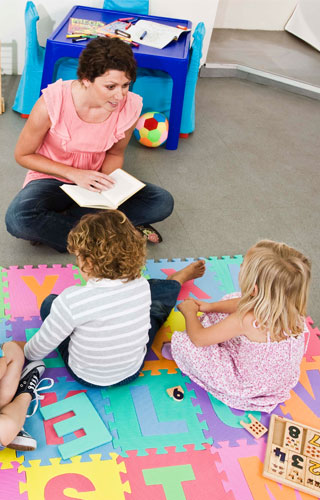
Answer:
[
  {"left": 145, "top": 348, "right": 159, "bottom": 361},
  {"left": 9, "top": 316, "right": 42, "bottom": 341},
  {"left": 45, "top": 366, "right": 75, "bottom": 382},
  {"left": 185, "top": 377, "right": 290, "bottom": 448},
  {"left": 186, "top": 378, "right": 259, "bottom": 447}
]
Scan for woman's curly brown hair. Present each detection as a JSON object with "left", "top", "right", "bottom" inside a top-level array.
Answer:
[
  {"left": 67, "top": 210, "right": 146, "bottom": 281},
  {"left": 77, "top": 36, "right": 136, "bottom": 82}
]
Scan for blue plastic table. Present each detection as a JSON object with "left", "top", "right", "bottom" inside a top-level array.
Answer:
[{"left": 40, "top": 5, "right": 192, "bottom": 150}]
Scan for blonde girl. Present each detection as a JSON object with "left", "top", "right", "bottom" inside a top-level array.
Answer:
[{"left": 165, "top": 240, "right": 311, "bottom": 413}]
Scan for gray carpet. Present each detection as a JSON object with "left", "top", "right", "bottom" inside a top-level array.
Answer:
[{"left": 1, "top": 74, "right": 319, "bottom": 325}]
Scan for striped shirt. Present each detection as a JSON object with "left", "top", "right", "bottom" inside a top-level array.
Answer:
[{"left": 24, "top": 277, "right": 151, "bottom": 386}]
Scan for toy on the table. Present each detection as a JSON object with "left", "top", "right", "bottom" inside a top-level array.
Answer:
[
  {"left": 134, "top": 111, "right": 169, "bottom": 147},
  {"left": 240, "top": 414, "right": 268, "bottom": 439},
  {"left": 166, "top": 386, "right": 184, "bottom": 401},
  {"left": 263, "top": 414, "right": 320, "bottom": 497}
]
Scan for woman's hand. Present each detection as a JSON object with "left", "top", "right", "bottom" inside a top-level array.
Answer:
[
  {"left": 178, "top": 299, "right": 199, "bottom": 316},
  {"left": 68, "top": 169, "right": 115, "bottom": 192}
]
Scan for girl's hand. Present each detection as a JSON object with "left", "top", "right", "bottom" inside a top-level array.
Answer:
[
  {"left": 191, "top": 299, "right": 215, "bottom": 313},
  {"left": 178, "top": 299, "right": 199, "bottom": 316},
  {"left": 68, "top": 169, "right": 115, "bottom": 192}
]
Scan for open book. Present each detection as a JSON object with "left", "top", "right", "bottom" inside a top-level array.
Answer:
[
  {"left": 67, "top": 18, "right": 105, "bottom": 36},
  {"left": 60, "top": 169, "right": 145, "bottom": 209},
  {"left": 126, "top": 20, "right": 191, "bottom": 49}
]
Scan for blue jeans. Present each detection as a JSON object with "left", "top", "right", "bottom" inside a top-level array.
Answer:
[
  {"left": 5, "top": 178, "right": 174, "bottom": 252},
  {"left": 40, "top": 278, "right": 181, "bottom": 387}
]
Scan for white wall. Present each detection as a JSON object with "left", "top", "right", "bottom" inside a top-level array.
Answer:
[
  {"left": 214, "top": 0, "right": 298, "bottom": 30},
  {"left": 1, "top": 0, "right": 218, "bottom": 75}
]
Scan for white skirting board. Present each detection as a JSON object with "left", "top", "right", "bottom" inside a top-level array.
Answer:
[{"left": 200, "top": 63, "right": 320, "bottom": 100}]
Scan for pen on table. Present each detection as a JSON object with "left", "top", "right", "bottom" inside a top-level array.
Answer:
[
  {"left": 66, "top": 34, "right": 89, "bottom": 38},
  {"left": 140, "top": 30, "right": 147, "bottom": 40},
  {"left": 67, "top": 34, "right": 97, "bottom": 39},
  {"left": 72, "top": 37, "right": 89, "bottom": 43},
  {"left": 124, "top": 17, "right": 138, "bottom": 29}
]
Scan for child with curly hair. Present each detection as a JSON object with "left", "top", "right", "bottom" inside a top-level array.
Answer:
[
  {"left": 164, "top": 240, "right": 311, "bottom": 413},
  {"left": 24, "top": 210, "right": 204, "bottom": 387}
]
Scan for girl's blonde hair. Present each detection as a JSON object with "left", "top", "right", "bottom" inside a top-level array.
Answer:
[
  {"left": 238, "top": 240, "right": 311, "bottom": 340},
  {"left": 67, "top": 210, "right": 146, "bottom": 282}
]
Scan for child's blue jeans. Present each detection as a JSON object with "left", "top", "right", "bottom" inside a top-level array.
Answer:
[
  {"left": 5, "top": 179, "right": 174, "bottom": 253},
  {"left": 40, "top": 278, "right": 181, "bottom": 387}
]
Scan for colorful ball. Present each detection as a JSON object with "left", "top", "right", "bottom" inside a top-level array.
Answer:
[{"left": 134, "top": 111, "right": 169, "bottom": 148}]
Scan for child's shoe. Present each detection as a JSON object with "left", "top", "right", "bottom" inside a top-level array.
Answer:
[
  {"left": 7, "top": 428, "right": 37, "bottom": 451},
  {"left": 14, "top": 360, "right": 46, "bottom": 399},
  {"left": 14, "top": 360, "right": 54, "bottom": 417}
]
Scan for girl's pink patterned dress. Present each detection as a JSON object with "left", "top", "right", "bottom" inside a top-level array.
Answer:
[{"left": 171, "top": 293, "right": 306, "bottom": 413}]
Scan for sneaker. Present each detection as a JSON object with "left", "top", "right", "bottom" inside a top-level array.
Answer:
[
  {"left": 7, "top": 428, "right": 37, "bottom": 451},
  {"left": 14, "top": 361, "right": 46, "bottom": 399}
]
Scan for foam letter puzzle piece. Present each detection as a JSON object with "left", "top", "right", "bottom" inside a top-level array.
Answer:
[
  {"left": 130, "top": 385, "right": 188, "bottom": 435},
  {"left": 21, "top": 275, "right": 58, "bottom": 309},
  {"left": 40, "top": 392, "right": 112, "bottom": 459},
  {"left": 19, "top": 454, "right": 130, "bottom": 499},
  {"left": 44, "top": 473, "right": 95, "bottom": 499},
  {"left": 143, "top": 465, "right": 195, "bottom": 500}
]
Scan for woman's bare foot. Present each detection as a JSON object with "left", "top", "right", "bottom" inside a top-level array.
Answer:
[{"left": 167, "top": 260, "right": 205, "bottom": 285}]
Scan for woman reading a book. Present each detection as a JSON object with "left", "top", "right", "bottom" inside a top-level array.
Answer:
[{"left": 6, "top": 37, "right": 172, "bottom": 251}]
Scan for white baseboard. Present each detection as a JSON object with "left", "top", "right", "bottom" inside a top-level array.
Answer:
[{"left": 200, "top": 62, "right": 320, "bottom": 100}]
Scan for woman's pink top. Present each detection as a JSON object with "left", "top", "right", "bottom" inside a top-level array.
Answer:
[
  {"left": 23, "top": 79, "right": 143, "bottom": 187},
  {"left": 171, "top": 293, "right": 307, "bottom": 413}
]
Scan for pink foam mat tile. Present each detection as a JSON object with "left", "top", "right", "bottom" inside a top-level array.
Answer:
[
  {"left": 123, "top": 445, "right": 235, "bottom": 500},
  {"left": 304, "top": 316, "right": 320, "bottom": 361},
  {"left": 4, "top": 265, "right": 82, "bottom": 320}
]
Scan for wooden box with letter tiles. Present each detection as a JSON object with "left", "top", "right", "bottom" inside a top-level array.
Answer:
[{"left": 263, "top": 414, "right": 320, "bottom": 497}]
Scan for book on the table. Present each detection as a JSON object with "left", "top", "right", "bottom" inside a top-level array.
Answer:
[
  {"left": 126, "top": 20, "right": 191, "bottom": 49},
  {"left": 60, "top": 169, "right": 146, "bottom": 209},
  {"left": 67, "top": 17, "right": 105, "bottom": 36}
]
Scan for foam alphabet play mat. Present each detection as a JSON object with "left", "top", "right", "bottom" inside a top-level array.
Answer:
[{"left": 0, "top": 257, "right": 319, "bottom": 499}]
